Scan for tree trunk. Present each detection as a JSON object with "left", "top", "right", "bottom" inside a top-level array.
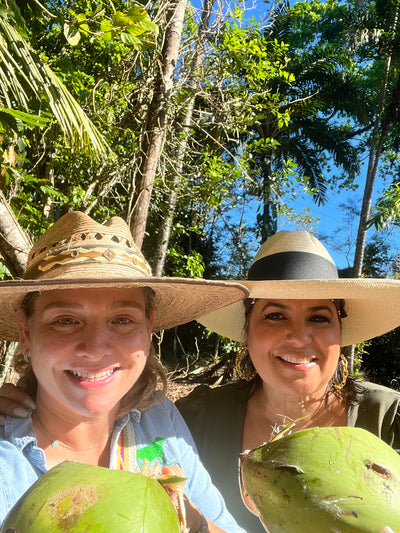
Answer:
[
  {"left": 0, "top": 192, "right": 31, "bottom": 277},
  {"left": 352, "top": 81, "right": 391, "bottom": 276},
  {"left": 352, "top": 5, "right": 399, "bottom": 277},
  {"left": 350, "top": 6, "right": 400, "bottom": 374},
  {"left": 128, "top": 0, "right": 188, "bottom": 249},
  {"left": 152, "top": 0, "right": 215, "bottom": 276}
]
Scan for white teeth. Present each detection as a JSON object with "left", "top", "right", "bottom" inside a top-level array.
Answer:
[
  {"left": 280, "top": 356, "right": 315, "bottom": 364},
  {"left": 70, "top": 369, "right": 115, "bottom": 380}
]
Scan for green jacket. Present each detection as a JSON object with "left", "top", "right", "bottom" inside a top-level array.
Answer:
[{"left": 177, "top": 380, "right": 400, "bottom": 533}]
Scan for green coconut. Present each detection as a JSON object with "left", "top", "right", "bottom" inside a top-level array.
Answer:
[
  {"left": 240, "top": 426, "right": 400, "bottom": 533},
  {"left": 0, "top": 460, "right": 181, "bottom": 532}
]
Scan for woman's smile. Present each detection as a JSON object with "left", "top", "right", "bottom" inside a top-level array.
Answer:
[
  {"left": 277, "top": 354, "right": 318, "bottom": 369},
  {"left": 17, "top": 287, "right": 153, "bottom": 420},
  {"left": 66, "top": 367, "right": 120, "bottom": 387},
  {"left": 247, "top": 298, "right": 341, "bottom": 398}
]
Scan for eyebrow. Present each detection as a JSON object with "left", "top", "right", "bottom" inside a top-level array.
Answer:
[
  {"left": 110, "top": 300, "right": 145, "bottom": 311},
  {"left": 42, "top": 300, "right": 145, "bottom": 312},
  {"left": 261, "top": 302, "right": 334, "bottom": 315}
]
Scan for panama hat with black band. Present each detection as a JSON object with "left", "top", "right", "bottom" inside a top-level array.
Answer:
[
  {"left": 0, "top": 211, "right": 248, "bottom": 342},
  {"left": 198, "top": 230, "right": 400, "bottom": 347}
]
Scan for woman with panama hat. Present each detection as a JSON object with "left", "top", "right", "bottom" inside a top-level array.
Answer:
[
  {"left": 3, "top": 227, "right": 400, "bottom": 531},
  {"left": 0, "top": 211, "right": 248, "bottom": 531},
  {"left": 176, "top": 230, "right": 400, "bottom": 532}
]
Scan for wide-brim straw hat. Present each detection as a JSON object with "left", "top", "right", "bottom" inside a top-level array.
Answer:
[
  {"left": 0, "top": 212, "right": 248, "bottom": 341},
  {"left": 198, "top": 230, "right": 400, "bottom": 347}
]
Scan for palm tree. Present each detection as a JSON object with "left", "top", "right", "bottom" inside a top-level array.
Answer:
[
  {"left": 0, "top": 8, "right": 108, "bottom": 157},
  {"left": 0, "top": 2, "right": 109, "bottom": 277},
  {"left": 249, "top": 0, "right": 369, "bottom": 242}
]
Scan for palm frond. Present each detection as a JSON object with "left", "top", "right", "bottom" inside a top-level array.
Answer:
[
  {"left": 0, "top": 17, "right": 109, "bottom": 158},
  {"left": 367, "top": 183, "right": 400, "bottom": 230}
]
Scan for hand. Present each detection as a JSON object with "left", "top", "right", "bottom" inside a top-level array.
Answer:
[
  {"left": 0, "top": 382, "right": 35, "bottom": 424},
  {"left": 160, "top": 466, "right": 224, "bottom": 533}
]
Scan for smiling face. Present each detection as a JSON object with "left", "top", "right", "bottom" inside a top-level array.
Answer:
[
  {"left": 16, "top": 287, "right": 153, "bottom": 422},
  {"left": 246, "top": 299, "right": 341, "bottom": 400}
]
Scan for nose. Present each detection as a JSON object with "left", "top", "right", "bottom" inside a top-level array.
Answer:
[
  {"left": 75, "top": 321, "right": 111, "bottom": 360},
  {"left": 285, "top": 319, "right": 311, "bottom": 346}
]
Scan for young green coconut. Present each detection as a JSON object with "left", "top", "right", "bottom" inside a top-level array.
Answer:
[
  {"left": 0, "top": 461, "right": 182, "bottom": 532},
  {"left": 240, "top": 426, "right": 400, "bottom": 533}
]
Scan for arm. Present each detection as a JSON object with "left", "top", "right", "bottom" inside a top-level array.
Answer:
[
  {"left": 160, "top": 399, "right": 246, "bottom": 533},
  {"left": 136, "top": 397, "right": 245, "bottom": 532}
]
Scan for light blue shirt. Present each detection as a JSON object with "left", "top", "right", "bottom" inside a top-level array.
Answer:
[{"left": 0, "top": 396, "right": 244, "bottom": 532}]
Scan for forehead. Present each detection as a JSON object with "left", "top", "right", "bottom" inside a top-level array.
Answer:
[{"left": 34, "top": 287, "right": 147, "bottom": 309}]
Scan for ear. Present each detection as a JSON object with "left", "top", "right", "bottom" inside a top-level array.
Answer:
[
  {"left": 147, "top": 313, "right": 155, "bottom": 347},
  {"left": 148, "top": 313, "right": 155, "bottom": 334},
  {"left": 15, "top": 308, "right": 31, "bottom": 352}
]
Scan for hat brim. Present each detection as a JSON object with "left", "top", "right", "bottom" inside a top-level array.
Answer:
[
  {"left": 0, "top": 278, "right": 249, "bottom": 341},
  {"left": 197, "top": 278, "right": 400, "bottom": 347}
]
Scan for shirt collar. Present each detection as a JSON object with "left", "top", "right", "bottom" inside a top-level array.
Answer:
[{"left": 4, "top": 415, "right": 37, "bottom": 450}]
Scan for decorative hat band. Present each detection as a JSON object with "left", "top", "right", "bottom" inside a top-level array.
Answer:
[
  {"left": 23, "top": 228, "right": 152, "bottom": 280},
  {"left": 24, "top": 245, "right": 151, "bottom": 279},
  {"left": 248, "top": 251, "right": 339, "bottom": 281}
]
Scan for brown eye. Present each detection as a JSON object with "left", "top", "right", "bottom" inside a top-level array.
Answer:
[
  {"left": 55, "top": 317, "right": 77, "bottom": 325},
  {"left": 310, "top": 314, "right": 330, "bottom": 323},
  {"left": 112, "top": 317, "right": 132, "bottom": 325},
  {"left": 264, "top": 312, "right": 284, "bottom": 320}
]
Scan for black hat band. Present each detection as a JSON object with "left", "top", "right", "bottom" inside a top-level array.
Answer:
[{"left": 248, "top": 251, "right": 338, "bottom": 281}]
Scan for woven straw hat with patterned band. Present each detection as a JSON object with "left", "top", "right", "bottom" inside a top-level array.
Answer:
[
  {"left": 0, "top": 211, "right": 248, "bottom": 342},
  {"left": 198, "top": 230, "right": 400, "bottom": 347}
]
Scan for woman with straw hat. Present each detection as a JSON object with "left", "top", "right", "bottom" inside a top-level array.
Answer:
[
  {"left": 0, "top": 211, "right": 248, "bottom": 531},
  {"left": 176, "top": 230, "right": 400, "bottom": 532}
]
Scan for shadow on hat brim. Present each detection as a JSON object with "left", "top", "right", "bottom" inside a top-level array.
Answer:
[
  {"left": 197, "top": 278, "right": 400, "bottom": 347},
  {"left": 0, "top": 278, "right": 249, "bottom": 342}
]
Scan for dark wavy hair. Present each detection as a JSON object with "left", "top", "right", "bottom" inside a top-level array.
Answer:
[{"left": 13, "top": 288, "right": 167, "bottom": 415}]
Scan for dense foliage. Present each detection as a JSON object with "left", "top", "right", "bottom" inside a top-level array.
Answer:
[{"left": 1, "top": 0, "right": 400, "bottom": 385}]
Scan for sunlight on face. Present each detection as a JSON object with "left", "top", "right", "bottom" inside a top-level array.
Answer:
[
  {"left": 17, "top": 287, "right": 154, "bottom": 422},
  {"left": 247, "top": 299, "right": 341, "bottom": 400}
]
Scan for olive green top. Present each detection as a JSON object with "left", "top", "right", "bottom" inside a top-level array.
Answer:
[{"left": 177, "top": 380, "right": 400, "bottom": 533}]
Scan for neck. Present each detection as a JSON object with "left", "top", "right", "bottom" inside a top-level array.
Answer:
[
  {"left": 258, "top": 384, "right": 330, "bottom": 427},
  {"left": 32, "top": 403, "right": 116, "bottom": 466},
  {"left": 244, "top": 382, "right": 346, "bottom": 448}
]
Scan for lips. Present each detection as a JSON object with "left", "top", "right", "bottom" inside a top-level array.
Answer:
[
  {"left": 68, "top": 369, "right": 117, "bottom": 381},
  {"left": 278, "top": 355, "right": 317, "bottom": 364}
]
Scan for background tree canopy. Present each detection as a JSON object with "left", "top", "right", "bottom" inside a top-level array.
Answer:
[{"left": 0, "top": 0, "right": 400, "bottom": 388}]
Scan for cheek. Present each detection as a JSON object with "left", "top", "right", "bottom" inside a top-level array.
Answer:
[
  {"left": 125, "top": 330, "right": 151, "bottom": 358},
  {"left": 247, "top": 323, "right": 273, "bottom": 351},
  {"left": 323, "top": 327, "right": 341, "bottom": 350}
]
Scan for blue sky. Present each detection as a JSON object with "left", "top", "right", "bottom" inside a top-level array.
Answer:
[
  {"left": 190, "top": 0, "right": 400, "bottom": 273},
  {"left": 282, "top": 175, "right": 400, "bottom": 271}
]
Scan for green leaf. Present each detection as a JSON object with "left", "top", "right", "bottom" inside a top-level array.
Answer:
[
  {"left": 0, "top": 108, "right": 50, "bottom": 130},
  {"left": 138, "top": 19, "right": 158, "bottom": 34},
  {"left": 64, "top": 23, "right": 81, "bottom": 46},
  {"left": 100, "top": 18, "right": 113, "bottom": 39},
  {"left": 126, "top": 6, "right": 149, "bottom": 22},
  {"left": 75, "top": 13, "right": 87, "bottom": 23},
  {"left": 112, "top": 12, "right": 129, "bottom": 28},
  {"left": 120, "top": 32, "right": 143, "bottom": 48}
]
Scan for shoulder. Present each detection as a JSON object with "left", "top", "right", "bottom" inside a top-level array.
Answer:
[
  {"left": 357, "top": 381, "right": 400, "bottom": 408},
  {"left": 176, "top": 381, "right": 252, "bottom": 415},
  {"left": 133, "top": 396, "right": 194, "bottom": 442},
  {"left": 176, "top": 381, "right": 252, "bottom": 440},
  {"left": 0, "top": 436, "right": 40, "bottom": 523},
  {"left": 136, "top": 396, "right": 181, "bottom": 426},
  {"left": 351, "top": 381, "right": 400, "bottom": 452},
  {"left": 0, "top": 439, "right": 33, "bottom": 475}
]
